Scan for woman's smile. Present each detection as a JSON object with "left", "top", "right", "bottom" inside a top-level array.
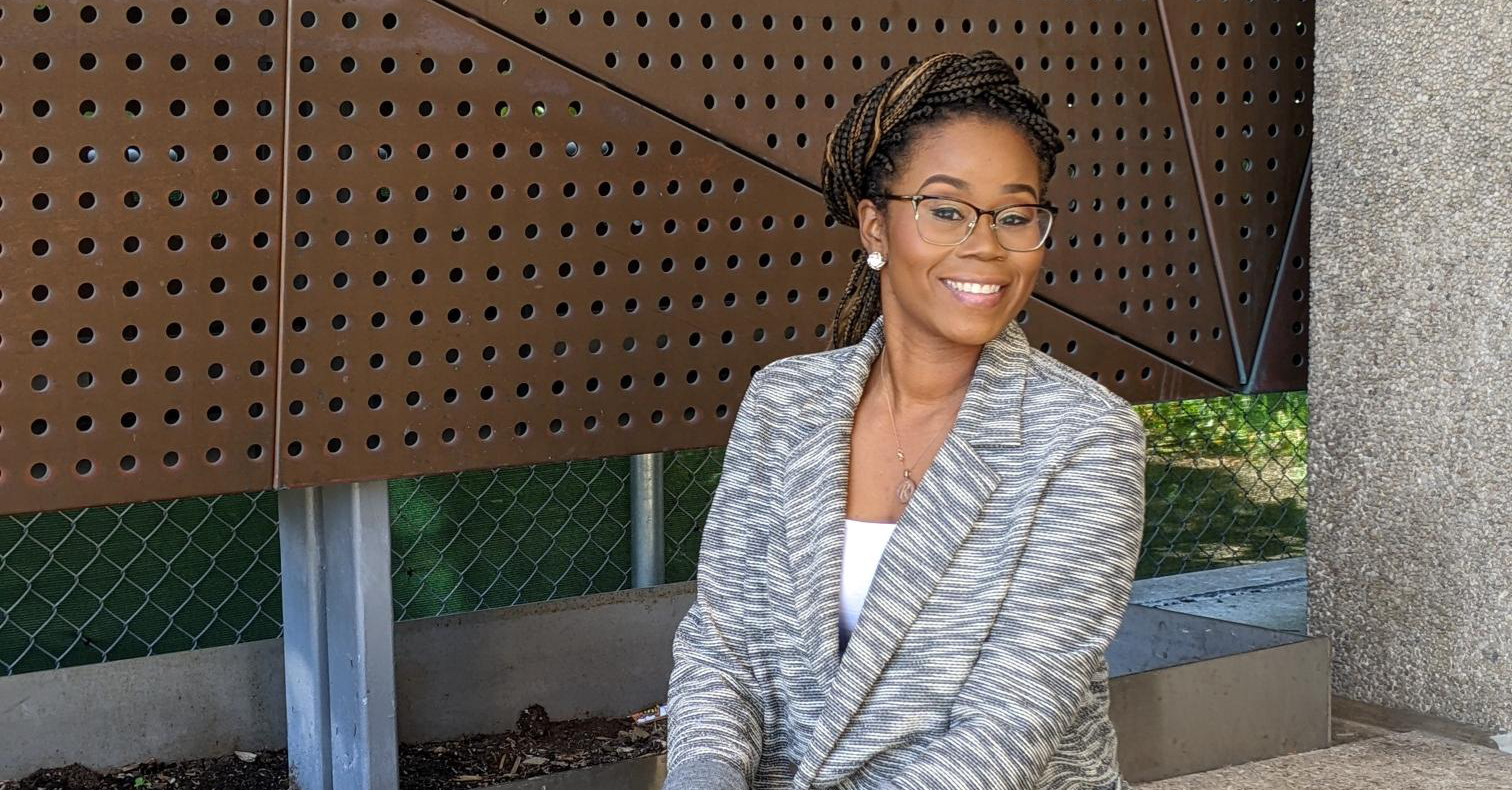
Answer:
[{"left": 939, "top": 276, "right": 1008, "bottom": 309}]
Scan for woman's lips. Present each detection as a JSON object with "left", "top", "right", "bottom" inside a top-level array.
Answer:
[{"left": 939, "top": 278, "right": 1006, "bottom": 308}]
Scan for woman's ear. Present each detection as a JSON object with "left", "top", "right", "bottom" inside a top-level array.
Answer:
[{"left": 856, "top": 198, "right": 888, "bottom": 255}]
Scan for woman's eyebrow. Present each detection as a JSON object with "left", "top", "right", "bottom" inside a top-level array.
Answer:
[{"left": 919, "top": 173, "right": 1039, "bottom": 200}]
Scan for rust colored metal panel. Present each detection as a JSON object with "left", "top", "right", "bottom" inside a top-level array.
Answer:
[
  {"left": 1249, "top": 165, "right": 1310, "bottom": 393},
  {"left": 0, "top": 1, "right": 1311, "bottom": 509},
  {"left": 0, "top": 2, "right": 286, "bottom": 515},
  {"left": 485, "top": 1, "right": 1241, "bottom": 387},
  {"left": 1021, "top": 300, "right": 1229, "bottom": 405},
  {"left": 275, "top": 0, "right": 859, "bottom": 487},
  {"left": 1156, "top": 0, "right": 1314, "bottom": 382}
]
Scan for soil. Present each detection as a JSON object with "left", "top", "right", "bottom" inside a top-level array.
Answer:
[{"left": 1, "top": 704, "right": 669, "bottom": 790}]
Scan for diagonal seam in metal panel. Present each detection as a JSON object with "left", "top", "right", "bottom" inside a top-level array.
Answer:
[
  {"left": 437, "top": 0, "right": 1234, "bottom": 395},
  {"left": 1154, "top": 0, "right": 1246, "bottom": 386},
  {"left": 1247, "top": 146, "right": 1312, "bottom": 392},
  {"left": 426, "top": 0, "right": 825, "bottom": 195},
  {"left": 1029, "top": 294, "right": 1236, "bottom": 395}
]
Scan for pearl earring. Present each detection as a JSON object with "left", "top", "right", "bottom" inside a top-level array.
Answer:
[{"left": 866, "top": 250, "right": 886, "bottom": 271}]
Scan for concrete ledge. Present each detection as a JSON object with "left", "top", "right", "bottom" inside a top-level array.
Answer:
[
  {"left": 1331, "top": 695, "right": 1503, "bottom": 751},
  {"left": 1130, "top": 558, "right": 1306, "bottom": 605},
  {"left": 1136, "top": 730, "right": 1512, "bottom": 789},
  {"left": 0, "top": 583, "right": 697, "bottom": 779},
  {"left": 1109, "top": 605, "right": 1331, "bottom": 782},
  {"left": 0, "top": 618, "right": 287, "bottom": 776},
  {"left": 1130, "top": 558, "right": 1308, "bottom": 634},
  {"left": 0, "top": 580, "right": 1332, "bottom": 784}
]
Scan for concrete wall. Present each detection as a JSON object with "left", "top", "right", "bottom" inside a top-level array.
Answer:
[
  {"left": 1309, "top": 1, "right": 1512, "bottom": 732},
  {"left": 0, "top": 573, "right": 1332, "bottom": 782},
  {"left": 0, "top": 582, "right": 696, "bottom": 779}
]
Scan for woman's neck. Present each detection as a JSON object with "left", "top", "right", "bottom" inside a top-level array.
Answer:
[{"left": 875, "top": 326, "right": 981, "bottom": 413}]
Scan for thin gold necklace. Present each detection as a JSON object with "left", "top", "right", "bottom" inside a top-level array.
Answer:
[{"left": 879, "top": 352, "right": 955, "bottom": 504}]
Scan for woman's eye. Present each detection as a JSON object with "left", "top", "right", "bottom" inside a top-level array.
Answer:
[
  {"left": 932, "top": 208, "right": 964, "bottom": 221},
  {"left": 997, "top": 213, "right": 1029, "bottom": 226}
]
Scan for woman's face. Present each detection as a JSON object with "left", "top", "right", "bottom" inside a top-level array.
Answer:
[{"left": 857, "top": 116, "right": 1047, "bottom": 350}]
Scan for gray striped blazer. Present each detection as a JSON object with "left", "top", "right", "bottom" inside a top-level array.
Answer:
[{"left": 664, "top": 313, "right": 1147, "bottom": 790}]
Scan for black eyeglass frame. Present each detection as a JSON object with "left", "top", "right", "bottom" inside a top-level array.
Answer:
[{"left": 879, "top": 193, "right": 1059, "bottom": 252}]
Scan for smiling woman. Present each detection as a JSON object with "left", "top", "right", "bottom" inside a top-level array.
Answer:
[
  {"left": 665, "top": 50, "right": 1146, "bottom": 790},
  {"left": 822, "top": 52, "right": 1065, "bottom": 356}
]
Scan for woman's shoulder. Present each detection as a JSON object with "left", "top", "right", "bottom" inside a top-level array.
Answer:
[
  {"left": 1023, "top": 344, "right": 1133, "bottom": 408},
  {"left": 1019, "top": 344, "right": 1142, "bottom": 438},
  {"left": 746, "top": 346, "right": 848, "bottom": 404},
  {"left": 756, "top": 345, "right": 846, "bottom": 380}
]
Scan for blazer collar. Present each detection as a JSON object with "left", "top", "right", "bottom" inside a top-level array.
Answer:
[
  {"left": 801, "top": 311, "right": 1028, "bottom": 448},
  {"left": 781, "top": 313, "right": 1031, "bottom": 786}
]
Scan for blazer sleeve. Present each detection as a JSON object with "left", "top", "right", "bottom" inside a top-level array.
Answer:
[
  {"left": 662, "top": 368, "right": 774, "bottom": 790},
  {"left": 881, "top": 403, "right": 1147, "bottom": 790}
]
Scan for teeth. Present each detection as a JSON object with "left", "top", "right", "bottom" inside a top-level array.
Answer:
[{"left": 944, "top": 279, "right": 1003, "bottom": 295}]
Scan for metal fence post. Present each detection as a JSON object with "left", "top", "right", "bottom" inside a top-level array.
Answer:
[
  {"left": 277, "top": 480, "right": 397, "bottom": 790},
  {"left": 630, "top": 452, "right": 665, "bottom": 588},
  {"left": 321, "top": 480, "right": 398, "bottom": 790},
  {"left": 278, "top": 486, "right": 333, "bottom": 790}
]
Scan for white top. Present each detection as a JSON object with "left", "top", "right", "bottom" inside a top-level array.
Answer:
[{"left": 838, "top": 517, "right": 898, "bottom": 652}]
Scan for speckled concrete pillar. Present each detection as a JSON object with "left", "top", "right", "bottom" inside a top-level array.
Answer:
[{"left": 1308, "top": 2, "right": 1512, "bottom": 732}]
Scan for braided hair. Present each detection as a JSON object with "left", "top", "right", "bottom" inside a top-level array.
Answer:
[{"left": 820, "top": 50, "right": 1067, "bottom": 349}]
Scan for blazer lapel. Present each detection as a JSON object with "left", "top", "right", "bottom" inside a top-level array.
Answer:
[{"left": 781, "top": 314, "right": 1030, "bottom": 787}]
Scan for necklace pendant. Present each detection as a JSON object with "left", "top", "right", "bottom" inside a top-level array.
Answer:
[{"left": 895, "top": 476, "right": 917, "bottom": 503}]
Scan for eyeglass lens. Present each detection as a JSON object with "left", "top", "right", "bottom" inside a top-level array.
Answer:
[{"left": 915, "top": 198, "right": 1052, "bottom": 250}]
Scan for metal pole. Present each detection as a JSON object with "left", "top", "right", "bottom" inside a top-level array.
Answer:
[
  {"left": 276, "top": 480, "right": 397, "bottom": 790},
  {"left": 320, "top": 480, "right": 398, "bottom": 790},
  {"left": 629, "top": 452, "right": 665, "bottom": 588},
  {"left": 278, "top": 486, "right": 333, "bottom": 790}
]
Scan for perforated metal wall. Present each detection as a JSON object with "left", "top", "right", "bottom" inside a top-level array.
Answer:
[
  {"left": 277, "top": 0, "right": 860, "bottom": 486},
  {"left": 0, "top": 0, "right": 1312, "bottom": 514},
  {"left": 483, "top": 0, "right": 1276, "bottom": 387},
  {"left": 0, "top": 1, "right": 287, "bottom": 513},
  {"left": 1158, "top": 1, "right": 1312, "bottom": 383}
]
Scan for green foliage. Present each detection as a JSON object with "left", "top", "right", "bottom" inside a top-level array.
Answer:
[
  {"left": 1134, "top": 392, "right": 1309, "bottom": 577},
  {"left": 1139, "top": 392, "right": 1309, "bottom": 460}
]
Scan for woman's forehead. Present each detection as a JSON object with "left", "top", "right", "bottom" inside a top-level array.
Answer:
[{"left": 901, "top": 120, "right": 1041, "bottom": 193}]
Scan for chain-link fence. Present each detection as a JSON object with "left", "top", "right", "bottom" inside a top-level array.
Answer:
[
  {"left": 0, "top": 495, "right": 283, "bottom": 676},
  {"left": 1139, "top": 391, "right": 1309, "bottom": 577},
  {"left": 389, "top": 461, "right": 635, "bottom": 620},
  {"left": 0, "top": 391, "right": 1307, "bottom": 676}
]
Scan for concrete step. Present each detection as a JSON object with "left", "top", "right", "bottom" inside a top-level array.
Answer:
[{"left": 1135, "top": 730, "right": 1511, "bottom": 789}]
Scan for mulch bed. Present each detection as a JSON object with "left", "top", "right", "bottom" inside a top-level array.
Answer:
[{"left": 2, "top": 704, "right": 668, "bottom": 790}]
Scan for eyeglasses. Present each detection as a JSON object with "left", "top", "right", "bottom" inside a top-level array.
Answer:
[{"left": 881, "top": 193, "right": 1058, "bottom": 252}]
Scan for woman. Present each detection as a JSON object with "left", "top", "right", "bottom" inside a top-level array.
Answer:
[{"left": 664, "top": 51, "right": 1147, "bottom": 790}]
